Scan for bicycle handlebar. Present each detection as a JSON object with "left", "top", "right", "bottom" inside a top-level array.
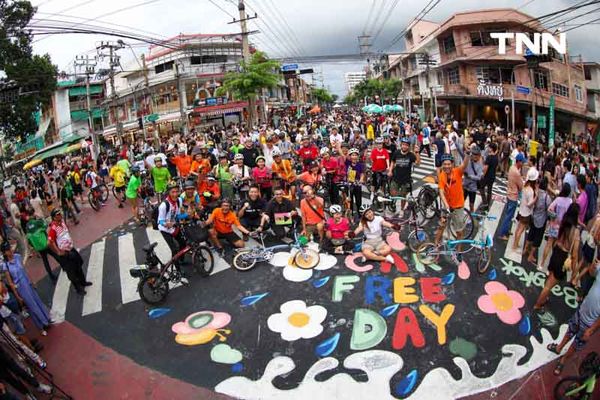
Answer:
[
  {"left": 377, "top": 195, "right": 416, "bottom": 203},
  {"left": 471, "top": 212, "right": 497, "bottom": 221}
]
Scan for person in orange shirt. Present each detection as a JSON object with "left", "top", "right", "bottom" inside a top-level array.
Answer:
[
  {"left": 190, "top": 152, "right": 212, "bottom": 181},
  {"left": 204, "top": 198, "right": 251, "bottom": 256},
  {"left": 271, "top": 148, "right": 296, "bottom": 199},
  {"left": 171, "top": 148, "right": 192, "bottom": 177},
  {"left": 434, "top": 152, "right": 470, "bottom": 246},
  {"left": 198, "top": 174, "right": 221, "bottom": 209},
  {"left": 299, "top": 185, "right": 325, "bottom": 243}
]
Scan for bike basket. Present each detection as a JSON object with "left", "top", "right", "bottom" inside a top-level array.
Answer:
[{"left": 183, "top": 225, "right": 208, "bottom": 243}]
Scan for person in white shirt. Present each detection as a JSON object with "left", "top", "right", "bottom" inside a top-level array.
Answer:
[
  {"left": 353, "top": 206, "right": 396, "bottom": 263},
  {"left": 329, "top": 128, "right": 343, "bottom": 146}
]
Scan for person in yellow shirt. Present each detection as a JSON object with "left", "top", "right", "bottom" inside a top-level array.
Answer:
[
  {"left": 109, "top": 161, "right": 127, "bottom": 208},
  {"left": 271, "top": 148, "right": 296, "bottom": 199},
  {"left": 366, "top": 123, "right": 375, "bottom": 143}
]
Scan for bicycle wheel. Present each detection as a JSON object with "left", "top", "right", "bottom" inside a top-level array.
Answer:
[
  {"left": 554, "top": 377, "right": 587, "bottom": 400},
  {"left": 112, "top": 186, "right": 126, "bottom": 202},
  {"left": 294, "top": 248, "right": 320, "bottom": 269},
  {"left": 191, "top": 245, "right": 214, "bottom": 277},
  {"left": 417, "top": 186, "right": 438, "bottom": 219},
  {"left": 416, "top": 242, "right": 440, "bottom": 265},
  {"left": 138, "top": 274, "right": 169, "bottom": 305},
  {"left": 476, "top": 246, "right": 492, "bottom": 274},
  {"left": 408, "top": 228, "right": 430, "bottom": 253},
  {"left": 88, "top": 191, "right": 100, "bottom": 211},
  {"left": 233, "top": 251, "right": 257, "bottom": 271},
  {"left": 98, "top": 184, "right": 109, "bottom": 202},
  {"left": 448, "top": 209, "right": 475, "bottom": 239}
]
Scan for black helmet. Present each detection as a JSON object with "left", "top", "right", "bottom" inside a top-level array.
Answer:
[
  {"left": 131, "top": 166, "right": 141, "bottom": 173},
  {"left": 184, "top": 180, "right": 195, "bottom": 189}
]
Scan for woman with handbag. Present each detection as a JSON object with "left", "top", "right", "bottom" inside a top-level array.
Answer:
[
  {"left": 534, "top": 203, "right": 580, "bottom": 311},
  {"left": 511, "top": 168, "right": 539, "bottom": 253},
  {"left": 539, "top": 183, "right": 573, "bottom": 269},
  {"left": 524, "top": 177, "right": 552, "bottom": 265}
]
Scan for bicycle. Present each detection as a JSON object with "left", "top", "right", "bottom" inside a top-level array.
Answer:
[
  {"left": 554, "top": 351, "right": 599, "bottom": 400},
  {"left": 377, "top": 195, "right": 430, "bottom": 252},
  {"left": 232, "top": 223, "right": 320, "bottom": 272},
  {"left": 337, "top": 181, "right": 358, "bottom": 220},
  {"left": 416, "top": 212, "right": 496, "bottom": 273},
  {"left": 88, "top": 186, "right": 105, "bottom": 211},
  {"left": 129, "top": 221, "right": 214, "bottom": 305}
]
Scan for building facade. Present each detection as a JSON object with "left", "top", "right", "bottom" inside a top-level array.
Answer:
[
  {"left": 345, "top": 72, "right": 366, "bottom": 93},
  {"left": 383, "top": 9, "right": 593, "bottom": 139}
]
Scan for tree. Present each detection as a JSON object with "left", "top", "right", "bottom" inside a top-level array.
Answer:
[
  {"left": 0, "top": 0, "right": 57, "bottom": 141},
  {"left": 216, "top": 50, "right": 280, "bottom": 127},
  {"left": 311, "top": 87, "right": 334, "bottom": 105},
  {"left": 383, "top": 78, "right": 403, "bottom": 103}
]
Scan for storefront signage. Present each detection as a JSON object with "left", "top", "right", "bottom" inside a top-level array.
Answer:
[
  {"left": 281, "top": 64, "right": 299, "bottom": 72},
  {"left": 477, "top": 79, "right": 504, "bottom": 102},
  {"left": 145, "top": 113, "right": 159, "bottom": 123},
  {"left": 537, "top": 115, "right": 547, "bottom": 129}
]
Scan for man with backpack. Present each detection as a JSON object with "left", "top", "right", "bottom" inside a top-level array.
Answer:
[{"left": 156, "top": 182, "right": 187, "bottom": 268}]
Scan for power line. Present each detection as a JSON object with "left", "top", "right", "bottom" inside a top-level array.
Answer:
[
  {"left": 383, "top": 0, "right": 442, "bottom": 51},
  {"left": 264, "top": 0, "right": 307, "bottom": 56},
  {"left": 208, "top": 0, "right": 236, "bottom": 19},
  {"left": 362, "top": 0, "right": 377, "bottom": 35},
  {"left": 370, "top": 0, "right": 401, "bottom": 46}
]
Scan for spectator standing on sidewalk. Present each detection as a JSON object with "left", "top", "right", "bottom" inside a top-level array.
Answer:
[
  {"left": 498, "top": 153, "right": 525, "bottom": 241},
  {"left": 47, "top": 209, "right": 91, "bottom": 295}
]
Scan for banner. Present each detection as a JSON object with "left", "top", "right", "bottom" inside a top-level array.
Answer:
[{"left": 549, "top": 95, "right": 555, "bottom": 147}]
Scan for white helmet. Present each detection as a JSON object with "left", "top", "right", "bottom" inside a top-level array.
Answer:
[
  {"left": 234, "top": 153, "right": 244, "bottom": 161},
  {"left": 272, "top": 148, "right": 282, "bottom": 156},
  {"left": 320, "top": 147, "right": 330, "bottom": 156},
  {"left": 329, "top": 204, "right": 342, "bottom": 214},
  {"left": 348, "top": 148, "right": 359, "bottom": 155},
  {"left": 375, "top": 137, "right": 384, "bottom": 144},
  {"left": 359, "top": 204, "right": 371, "bottom": 215}
]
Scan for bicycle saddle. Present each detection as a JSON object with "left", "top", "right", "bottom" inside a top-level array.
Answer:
[{"left": 142, "top": 242, "right": 158, "bottom": 253}]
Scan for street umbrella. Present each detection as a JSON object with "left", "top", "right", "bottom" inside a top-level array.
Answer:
[
  {"left": 392, "top": 104, "right": 404, "bottom": 112},
  {"left": 361, "top": 105, "right": 370, "bottom": 112},
  {"left": 367, "top": 104, "right": 383, "bottom": 114},
  {"left": 383, "top": 104, "right": 393, "bottom": 113}
]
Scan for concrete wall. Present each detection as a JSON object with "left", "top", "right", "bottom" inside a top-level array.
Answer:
[{"left": 53, "top": 89, "right": 72, "bottom": 139}]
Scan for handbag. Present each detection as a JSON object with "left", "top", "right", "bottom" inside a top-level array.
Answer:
[{"left": 562, "top": 229, "right": 577, "bottom": 272}]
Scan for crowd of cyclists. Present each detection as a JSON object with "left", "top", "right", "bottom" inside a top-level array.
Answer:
[{"left": 0, "top": 107, "right": 599, "bottom": 397}]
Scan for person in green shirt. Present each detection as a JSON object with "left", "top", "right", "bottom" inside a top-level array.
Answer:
[
  {"left": 151, "top": 157, "right": 171, "bottom": 197},
  {"left": 116, "top": 156, "right": 132, "bottom": 177},
  {"left": 213, "top": 152, "right": 233, "bottom": 200},
  {"left": 126, "top": 166, "right": 142, "bottom": 223},
  {"left": 229, "top": 137, "right": 244, "bottom": 154}
]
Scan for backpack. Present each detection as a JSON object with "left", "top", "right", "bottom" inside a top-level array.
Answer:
[
  {"left": 151, "top": 198, "right": 182, "bottom": 230},
  {"left": 26, "top": 219, "right": 48, "bottom": 251},
  {"left": 85, "top": 172, "right": 93, "bottom": 187}
]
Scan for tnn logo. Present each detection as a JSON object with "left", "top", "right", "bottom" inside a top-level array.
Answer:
[{"left": 490, "top": 32, "right": 566, "bottom": 55}]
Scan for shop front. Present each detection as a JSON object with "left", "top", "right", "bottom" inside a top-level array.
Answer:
[{"left": 190, "top": 101, "right": 247, "bottom": 130}]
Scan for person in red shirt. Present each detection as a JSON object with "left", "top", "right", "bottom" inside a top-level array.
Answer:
[
  {"left": 170, "top": 148, "right": 192, "bottom": 178},
  {"left": 369, "top": 137, "right": 390, "bottom": 196},
  {"left": 296, "top": 135, "right": 319, "bottom": 171},
  {"left": 320, "top": 148, "right": 339, "bottom": 205}
]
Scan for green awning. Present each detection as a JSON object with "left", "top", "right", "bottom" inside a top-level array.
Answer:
[
  {"left": 68, "top": 85, "right": 103, "bottom": 97},
  {"left": 61, "top": 133, "right": 85, "bottom": 143},
  {"left": 33, "top": 143, "right": 68, "bottom": 161},
  {"left": 70, "top": 108, "right": 105, "bottom": 121}
]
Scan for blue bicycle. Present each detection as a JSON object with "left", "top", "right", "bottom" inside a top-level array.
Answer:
[
  {"left": 416, "top": 212, "right": 497, "bottom": 273},
  {"left": 232, "top": 223, "right": 320, "bottom": 271}
]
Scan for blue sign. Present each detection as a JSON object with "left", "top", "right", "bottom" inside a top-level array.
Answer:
[
  {"left": 524, "top": 48, "right": 534, "bottom": 57},
  {"left": 516, "top": 85, "right": 531, "bottom": 95},
  {"left": 281, "top": 64, "right": 299, "bottom": 72},
  {"left": 205, "top": 97, "right": 217, "bottom": 106}
]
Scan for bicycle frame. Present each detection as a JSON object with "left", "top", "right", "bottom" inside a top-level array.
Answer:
[{"left": 565, "top": 375, "right": 596, "bottom": 397}]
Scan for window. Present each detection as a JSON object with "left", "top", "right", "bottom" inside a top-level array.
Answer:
[
  {"left": 442, "top": 35, "right": 456, "bottom": 54},
  {"left": 447, "top": 67, "right": 460, "bottom": 84},
  {"left": 470, "top": 32, "right": 483, "bottom": 46},
  {"left": 470, "top": 29, "right": 505, "bottom": 47},
  {"left": 584, "top": 66, "right": 592, "bottom": 80},
  {"left": 500, "top": 68, "right": 514, "bottom": 84},
  {"left": 552, "top": 82, "right": 569, "bottom": 98},
  {"left": 574, "top": 85, "right": 583, "bottom": 102},
  {"left": 475, "top": 66, "right": 512, "bottom": 84},
  {"left": 534, "top": 70, "right": 548, "bottom": 90},
  {"left": 191, "top": 55, "right": 228, "bottom": 64},
  {"left": 154, "top": 61, "right": 174, "bottom": 74},
  {"left": 437, "top": 71, "right": 444, "bottom": 86}
]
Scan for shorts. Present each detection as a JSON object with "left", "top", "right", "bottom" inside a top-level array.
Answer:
[
  {"left": 464, "top": 190, "right": 477, "bottom": 205},
  {"left": 390, "top": 181, "right": 411, "bottom": 197},
  {"left": 582, "top": 243, "right": 596, "bottom": 263},
  {"left": 73, "top": 184, "right": 83, "bottom": 195},
  {"left": 114, "top": 185, "right": 125, "bottom": 194},
  {"left": 5, "top": 313, "right": 25, "bottom": 335},
  {"left": 217, "top": 231, "right": 240, "bottom": 244},
  {"left": 517, "top": 214, "right": 531, "bottom": 226},
  {"left": 566, "top": 312, "right": 592, "bottom": 351},
  {"left": 305, "top": 223, "right": 322, "bottom": 237},
  {"left": 362, "top": 237, "right": 386, "bottom": 252},
  {"left": 547, "top": 226, "right": 559, "bottom": 239},
  {"left": 448, "top": 208, "right": 467, "bottom": 233},
  {"left": 527, "top": 224, "right": 545, "bottom": 247}
]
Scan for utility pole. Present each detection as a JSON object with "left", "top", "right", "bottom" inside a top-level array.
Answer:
[
  {"left": 97, "top": 41, "right": 125, "bottom": 141},
  {"left": 74, "top": 54, "right": 98, "bottom": 160},
  {"left": 174, "top": 62, "right": 188, "bottom": 136},
  {"left": 418, "top": 53, "right": 437, "bottom": 122},
  {"left": 230, "top": 0, "right": 258, "bottom": 128},
  {"left": 141, "top": 54, "right": 158, "bottom": 146}
]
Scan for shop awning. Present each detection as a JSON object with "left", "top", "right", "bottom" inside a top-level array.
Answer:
[
  {"left": 192, "top": 101, "right": 248, "bottom": 117},
  {"left": 70, "top": 108, "right": 105, "bottom": 121},
  {"left": 33, "top": 143, "right": 68, "bottom": 161},
  {"left": 68, "top": 85, "right": 103, "bottom": 97}
]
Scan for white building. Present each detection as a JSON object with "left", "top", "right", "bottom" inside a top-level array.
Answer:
[{"left": 345, "top": 72, "right": 366, "bottom": 93}]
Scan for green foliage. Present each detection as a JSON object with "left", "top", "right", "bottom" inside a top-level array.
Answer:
[
  {"left": 350, "top": 78, "right": 403, "bottom": 104},
  {"left": 0, "top": 1, "right": 57, "bottom": 141},
  {"left": 216, "top": 51, "right": 280, "bottom": 101},
  {"left": 311, "top": 87, "right": 334, "bottom": 105}
]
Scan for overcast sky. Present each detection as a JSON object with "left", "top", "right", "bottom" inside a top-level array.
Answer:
[{"left": 30, "top": 0, "right": 600, "bottom": 96}]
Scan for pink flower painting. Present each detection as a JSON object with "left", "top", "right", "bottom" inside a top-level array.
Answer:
[{"left": 477, "top": 281, "right": 525, "bottom": 325}]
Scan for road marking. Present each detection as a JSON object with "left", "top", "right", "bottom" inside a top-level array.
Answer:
[
  {"left": 503, "top": 215, "right": 524, "bottom": 264},
  {"left": 82, "top": 240, "right": 105, "bottom": 316},
  {"left": 484, "top": 199, "right": 504, "bottom": 238},
  {"left": 50, "top": 268, "right": 71, "bottom": 324},
  {"left": 119, "top": 233, "right": 139, "bottom": 305},
  {"left": 144, "top": 227, "right": 184, "bottom": 289}
]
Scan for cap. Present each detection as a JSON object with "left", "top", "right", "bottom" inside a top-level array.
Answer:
[
  {"left": 527, "top": 168, "right": 539, "bottom": 181},
  {"left": 516, "top": 153, "right": 526, "bottom": 163},
  {"left": 470, "top": 145, "right": 482, "bottom": 155},
  {"left": 51, "top": 208, "right": 62, "bottom": 217}
]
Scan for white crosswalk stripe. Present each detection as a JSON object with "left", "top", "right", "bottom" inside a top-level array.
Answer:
[
  {"left": 82, "top": 240, "right": 105, "bottom": 316},
  {"left": 119, "top": 233, "right": 139, "bottom": 305}
]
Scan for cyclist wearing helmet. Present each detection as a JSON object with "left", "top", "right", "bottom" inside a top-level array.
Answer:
[
  {"left": 180, "top": 180, "right": 201, "bottom": 220},
  {"left": 434, "top": 151, "right": 471, "bottom": 246},
  {"left": 158, "top": 182, "right": 187, "bottom": 271},
  {"left": 229, "top": 136, "right": 243, "bottom": 155},
  {"left": 296, "top": 135, "right": 319, "bottom": 171},
  {"left": 320, "top": 147, "right": 340, "bottom": 205},
  {"left": 109, "top": 160, "right": 127, "bottom": 208},
  {"left": 271, "top": 148, "right": 296, "bottom": 198},
  {"left": 150, "top": 156, "right": 171, "bottom": 197},
  {"left": 252, "top": 156, "right": 273, "bottom": 199},
  {"left": 198, "top": 174, "right": 221, "bottom": 211},
  {"left": 298, "top": 161, "right": 321, "bottom": 188},
  {"left": 370, "top": 136, "right": 391, "bottom": 197},
  {"left": 389, "top": 137, "right": 420, "bottom": 211},
  {"left": 204, "top": 198, "right": 251, "bottom": 257},
  {"left": 126, "top": 166, "right": 143, "bottom": 223},
  {"left": 322, "top": 204, "right": 352, "bottom": 254},
  {"left": 345, "top": 148, "right": 366, "bottom": 214},
  {"left": 353, "top": 205, "right": 395, "bottom": 263},
  {"left": 213, "top": 152, "right": 233, "bottom": 200}
]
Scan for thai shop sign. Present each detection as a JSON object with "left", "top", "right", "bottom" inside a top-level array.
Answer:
[
  {"left": 477, "top": 79, "right": 504, "bottom": 102},
  {"left": 548, "top": 95, "right": 555, "bottom": 147}
]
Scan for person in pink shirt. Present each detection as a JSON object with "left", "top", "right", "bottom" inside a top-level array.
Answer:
[
  {"left": 322, "top": 204, "right": 352, "bottom": 254},
  {"left": 252, "top": 156, "right": 273, "bottom": 199}
]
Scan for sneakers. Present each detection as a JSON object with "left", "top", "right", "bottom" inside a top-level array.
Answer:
[
  {"left": 36, "top": 383, "right": 53, "bottom": 394},
  {"left": 180, "top": 277, "right": 190, "bottom": 285},
  {"left": 75, "top": 287, "right": 87, "bottom": 295},
  {"left": 385, "top": 255, "right": 394, "bottom": 263},
  {"left": 217, "top": 248, "right": 225, "bottom": 258}
]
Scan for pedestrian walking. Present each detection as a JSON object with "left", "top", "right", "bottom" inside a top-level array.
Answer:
[{"left": 498, "top": 153, "right": 526, "bottom": 240}]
